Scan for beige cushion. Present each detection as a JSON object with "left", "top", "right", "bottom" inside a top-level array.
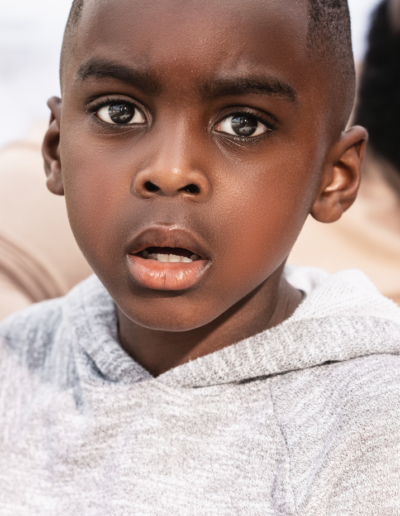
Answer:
[{"left": 0, "top": 123, "right": 92, "bottom": 320}]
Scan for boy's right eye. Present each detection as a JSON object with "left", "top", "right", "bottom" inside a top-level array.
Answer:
[{"left": 96, "top": 103, "right": 146, "bottom": 125}]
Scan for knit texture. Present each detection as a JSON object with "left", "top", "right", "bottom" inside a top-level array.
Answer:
[{"left": 0, "top": 266, "right": 400, "bottom": 515}]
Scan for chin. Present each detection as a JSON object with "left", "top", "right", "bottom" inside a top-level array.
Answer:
[{"left": 120, "top": 298, "right": 224, "bottom": 333}]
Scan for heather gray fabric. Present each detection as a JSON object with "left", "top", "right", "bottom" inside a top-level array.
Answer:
[{"left": 0, "top": 266, "right": 400, "bottom": 515}]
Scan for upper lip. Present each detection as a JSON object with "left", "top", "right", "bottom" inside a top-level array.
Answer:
[{"left": 126, "top": 225, "right": 210, "bottom": 260}]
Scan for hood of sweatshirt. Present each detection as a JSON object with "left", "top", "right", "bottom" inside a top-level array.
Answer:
[{"left": 63, "top": 266, "right": 400, "bottom": 389}]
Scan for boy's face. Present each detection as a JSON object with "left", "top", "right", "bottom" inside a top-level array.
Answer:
[{"left": 51, "top": 0, "right": 358, "bottom": 331}]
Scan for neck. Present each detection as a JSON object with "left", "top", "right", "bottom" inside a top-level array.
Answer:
[{"left": 118, "top": 267, "right": 302, "bottom": 377}]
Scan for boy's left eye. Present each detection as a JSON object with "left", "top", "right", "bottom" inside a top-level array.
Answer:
[
  {"left": 214, "top": 114, "right": 269, "bottom": 137},
  {"left": 96, "top": 103, "right": 146, "bottom": 125}
]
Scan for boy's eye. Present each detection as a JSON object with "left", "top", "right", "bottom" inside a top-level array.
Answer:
[
  {"left": 215, "top": 114, "right": 269, "bottom": 137},
  {"left": 96, "top": 103, "right": 146, "bottom": 125}
]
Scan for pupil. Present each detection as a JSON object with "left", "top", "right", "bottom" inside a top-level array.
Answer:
[
  {"left": 231, "top": 116, "right": 257, "bottom": 136},
  {"left": 109, "top": 104, "right": 134, "bottom": 124}
]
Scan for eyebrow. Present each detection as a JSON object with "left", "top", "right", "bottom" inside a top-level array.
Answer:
[
  {"left": 76, "top": 58, "right": 297, "bottom": 103},
  {"left": 200, "top": 76, "right": 298, "bottom": 103},
  {"left": 76, "top": 58, "right": 161, "bottom": 95}
]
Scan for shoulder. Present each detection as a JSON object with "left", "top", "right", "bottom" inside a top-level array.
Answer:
[
  {"left": 0, "top": 295, "right": 66, "bottom": 372},
  {"left": 271, "top": 356, "right": 400, "bottom": 513},
  {"left": 272, "top": 354, "right": 400, "bottom": 423},
  {"left": 0, "top": 275, "right": 105, "bottom": 372},
  {"left": 323, "top": 354, "right": 400, "bottom": 418},
  {"left": 0, "top": 295, "right": 64, "bottom": 342},
  {"left": 270, "top": 354, "right": 400, "bottom": 451}
]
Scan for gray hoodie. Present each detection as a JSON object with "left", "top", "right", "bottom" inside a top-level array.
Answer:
[{"left": 0, "top": 266, "right": 400, "bottom": 515}]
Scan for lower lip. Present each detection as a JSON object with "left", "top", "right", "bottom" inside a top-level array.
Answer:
[{"left": 126, "top": 255, "right": 209, "bottom": 290}]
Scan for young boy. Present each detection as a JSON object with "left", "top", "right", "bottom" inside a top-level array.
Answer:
[{"left": 1, "top": 0, "right": 399, "bottom": 513}]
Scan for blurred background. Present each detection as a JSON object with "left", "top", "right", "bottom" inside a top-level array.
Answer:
[
  {"left": 0, "top": 0, "right": 384, "bottom": 149},
  {"left": 1, "top": 0, "right": 399, "bottom": 320}
]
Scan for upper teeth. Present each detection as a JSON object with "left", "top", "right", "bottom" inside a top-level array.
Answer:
[{"left": 142, "top": 252, "right": 200, "bottom": 263}]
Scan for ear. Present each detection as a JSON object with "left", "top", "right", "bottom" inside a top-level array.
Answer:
[
  {"left": 42, "top": 96, "right": 64, "bottom": 196},
  {"left": 311, "top": 126, "right": 368, "bottom": 223}
]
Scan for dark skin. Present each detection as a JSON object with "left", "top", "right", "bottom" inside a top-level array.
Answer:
[{"left": 43, "top": 0, "right": 367, "bottom": 376}]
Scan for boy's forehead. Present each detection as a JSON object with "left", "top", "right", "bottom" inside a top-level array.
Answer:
[{"left": 67, "top": 0, "right": 313, "bottom": 91}]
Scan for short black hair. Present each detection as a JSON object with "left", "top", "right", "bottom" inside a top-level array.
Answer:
[
  {"left": 61, "top": 0, "right": 355, "bottom": 121},
  {"left": 308, "top": 1, "right": 354, "bottom": 78},
  {"left": 354, "top": 0, "right": 400, "bottom": 173},
  {"left": 67, "top": 0, "right": 84, "bottom": 27},
  {"left": 60, "top": 0, "right": 84, "bottom": 81}
]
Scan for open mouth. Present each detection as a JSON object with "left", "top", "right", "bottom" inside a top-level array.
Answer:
[
  {"left": 138, "top": 247, "right": 201, "bottom": 263},
  {"left": 126, "top": 226, "right": 210, "bottom": 290}
]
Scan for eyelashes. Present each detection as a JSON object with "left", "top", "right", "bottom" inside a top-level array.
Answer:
[{"left": 88, "top": 98, "right": 275, "bottom": 139}]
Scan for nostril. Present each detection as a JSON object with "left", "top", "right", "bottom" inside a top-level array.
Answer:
[
  {"left": 182, "top": 184, "right": 200, "bottom": 195},
  {"left": 144, "top": 181, "right": 160, "bottom": 193}
]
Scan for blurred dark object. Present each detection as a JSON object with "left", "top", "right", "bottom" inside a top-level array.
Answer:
[{"left": 355, "top": 0, "right": 400, "bottom": 178}]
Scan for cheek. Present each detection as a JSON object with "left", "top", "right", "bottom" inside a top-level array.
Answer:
[
  {"left": 60, "top": 137, "right": 133, "bottom": 272},
  {"left": 212, "top": 157, "right": 317, "bottom": 297}
]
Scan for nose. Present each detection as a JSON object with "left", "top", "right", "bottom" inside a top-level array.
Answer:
[{"left": 132, "top": 147, "right": 211, "bottom": 201}]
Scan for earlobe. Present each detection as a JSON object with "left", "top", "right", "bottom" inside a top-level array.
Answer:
[
  {"left": 311, "top": 125, "right": 368, "bottom": 223},
  {"left": 42, "top": 96, "right": 64, "bottom": 196}
]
